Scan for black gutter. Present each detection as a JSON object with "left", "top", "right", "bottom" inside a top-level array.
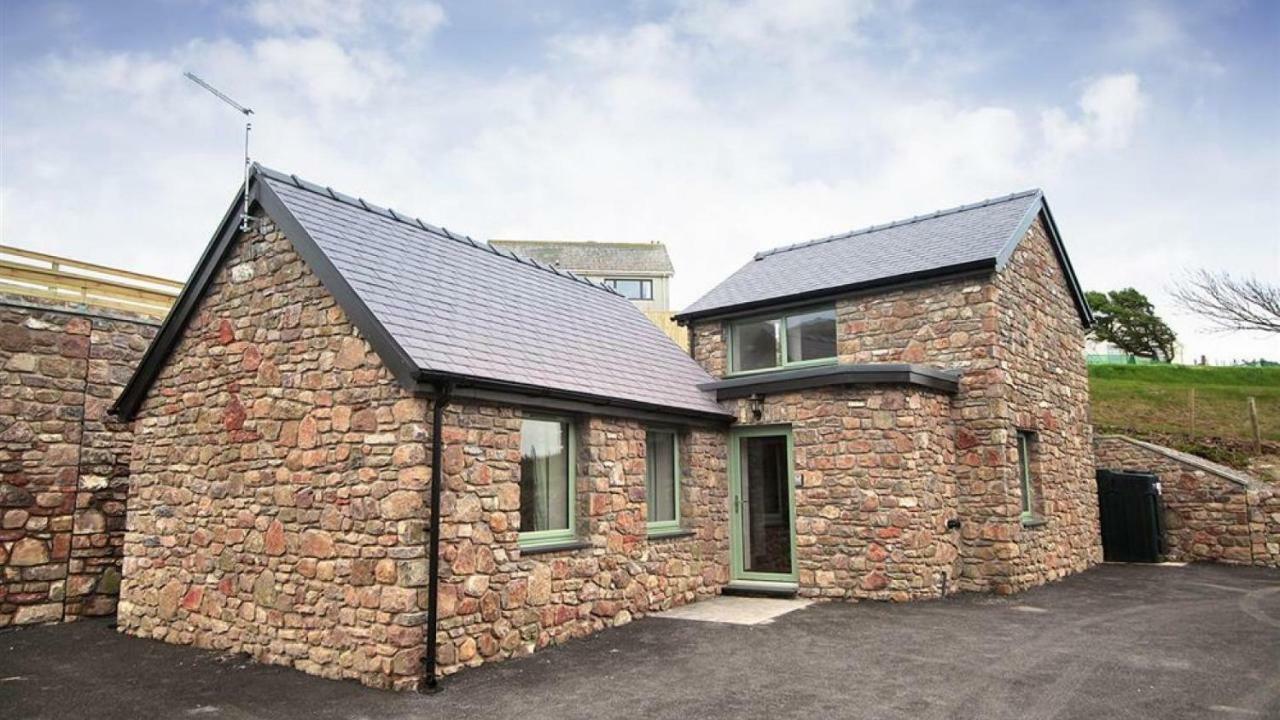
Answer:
[
  {"left": 699, "top": 363, "right": 961, "bottom": 399},
  {"left": 673, "top": 259, "right": 997, "bottom": 324},
  {"left": 414, "top": 371, "right": 732, "bottom": 426},
  {"left": 421, "top": 380, "right": 453, "bottom": 694}
]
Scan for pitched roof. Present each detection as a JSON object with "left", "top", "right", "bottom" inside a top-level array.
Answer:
[
  {"left": 488, "top": 240, "right": 674, "bottom": 276},
  {"left": 677, "top": 190, "right": 1091, "bottom": 326},
  {"left": 112, "top": 165, "right": 729, "bottom": 421}
]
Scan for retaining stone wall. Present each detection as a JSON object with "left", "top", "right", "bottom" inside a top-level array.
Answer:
[
  {"left": 1094, "top": 435, "right": 1279, "bottom": 567},
  {"left": 0, "top": 297, "right": 155, "bottom": 627}
]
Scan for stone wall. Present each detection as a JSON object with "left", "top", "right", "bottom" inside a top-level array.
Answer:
[
  {"left": 434, "top": 408, "right": 728, "bottom": 674},
  {"left": 0, "top": 297, "right": 155, "bottom": 627},
  {"left": 728, "top": 385, "right": 959, "bottom": 601},
  {"left": 1094, "top": 435, "right": 1279, "bottom": 567},
  {"left": 119, "top": 218, "right": 434, "bottom": 690},
  {"left": 988, "top": 218, "right": 1100, "bottom": 591},
  {"left": 688, "top": 215, "right": 1100, "bottom": 596}
]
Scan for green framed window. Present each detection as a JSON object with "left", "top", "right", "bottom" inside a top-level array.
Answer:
[
  {"left": 1016, "top": 430, "right": 1036, "bottom": 519},
  {"left": 729, "top": 305, "right": 837, "bottom": 374},
  {"left": 645, "top": 429, "right": 680, "bottom": 533},
  {"left": 518, "top": 416, "right": 576, "bottom": 548}
]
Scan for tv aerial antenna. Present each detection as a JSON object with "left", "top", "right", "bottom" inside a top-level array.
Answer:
[{"left": 184, "top": 71, "right": 255, "bottom": 231}]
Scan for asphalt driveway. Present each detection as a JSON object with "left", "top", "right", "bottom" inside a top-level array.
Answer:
[{"left": 2, "top": 563, "right": 1277, "bottom": 720}]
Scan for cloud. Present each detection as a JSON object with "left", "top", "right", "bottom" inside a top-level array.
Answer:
[
  {"left": 0, "top": 2, "right": 1273, "bottom": 363},
  {"left": 1040, "top": 73, "right": 1146, "bottom": 167},
  {"left": 244, "top": 0, "right": 446, "bottom": 41}
]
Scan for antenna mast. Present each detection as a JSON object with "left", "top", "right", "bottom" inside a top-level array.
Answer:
[{"left": 184, "top": 71, "right": 255, "bottom": 231}]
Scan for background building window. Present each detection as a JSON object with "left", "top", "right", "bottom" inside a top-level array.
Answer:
[
  {"left": 646, "top": 429, "right": 679, "bottom": 531},
  {"left": 519, "top": 417, "right": 574, "bottom": 546},
  {"left": 730, "top": 306, "right": 837, "bottom": 373},
  {"left": 604, "top": 278, "right": 653, "bottom": 300}
]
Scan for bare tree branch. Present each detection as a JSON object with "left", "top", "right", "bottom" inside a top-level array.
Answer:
[{"left": 1169, "top": 270, "right": 1280, "bottom": 334}]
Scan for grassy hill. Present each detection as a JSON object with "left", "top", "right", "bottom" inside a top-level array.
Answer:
[{"left": 1089, "top": 364, "right": 1280, "bottom": 470}]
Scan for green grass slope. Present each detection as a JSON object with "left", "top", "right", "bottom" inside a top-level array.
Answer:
[{"left": 1089, "top": 364, "right": 1280, "bottom": 468}]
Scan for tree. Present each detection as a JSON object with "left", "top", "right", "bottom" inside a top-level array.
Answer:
[
  {"left": 1085, "top": 288, "right": 1177, "bottom": 361},
  {"left": 1169, "top": 270, "right": 1280, "bottom": 334}
]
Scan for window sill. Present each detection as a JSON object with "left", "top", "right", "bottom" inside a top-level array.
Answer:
[
  {"left": 518, "top": 539, "right": 592, "bottom": 556},
  {"left": 1020, "top": 514, "right": 1049, "bottom": 528},
  {"left": 647, "top": 527, "right": 696, "bottom": 541}
]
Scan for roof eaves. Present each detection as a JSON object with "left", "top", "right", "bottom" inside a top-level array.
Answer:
[{"left": 415, "top": 370, "right": 733, "bottom": 423}]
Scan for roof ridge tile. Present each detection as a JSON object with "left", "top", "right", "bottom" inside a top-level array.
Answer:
[
  {"left": 754, "top": 188, "right": 1043, "bottom": 261},
  {"left": 252, "top": 163, "right": 620, "bottom": 296}
]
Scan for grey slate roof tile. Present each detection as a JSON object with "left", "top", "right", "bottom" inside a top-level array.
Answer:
[
  {"left": 679, "top": 190, "right": 1045, "bottom": 318},
  {"left": 489, "top": 240, "right": 674, "bottom": 275},
  {"left": 259, "top": 170, "right": 726, "bottom": 417}
]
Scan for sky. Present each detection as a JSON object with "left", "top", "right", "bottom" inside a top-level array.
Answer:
[{"left": 1, "top": 0, "right": 1277, "bottom": 363}]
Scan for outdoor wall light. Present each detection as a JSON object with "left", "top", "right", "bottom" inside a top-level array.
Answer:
[{"left": 748, "top": 393, "right": 764, "bottom": 421}]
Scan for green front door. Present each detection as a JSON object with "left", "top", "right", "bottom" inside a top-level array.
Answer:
[{"left": 729, "top": 426, "right": 798, "bottom": 583}]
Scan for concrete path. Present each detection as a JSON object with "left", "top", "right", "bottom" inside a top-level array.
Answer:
[{"left": 2, "top": 563, "right": 1277, "bottom": 720}]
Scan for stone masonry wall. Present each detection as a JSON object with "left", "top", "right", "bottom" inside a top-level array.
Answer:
[
  {"left": 1, "top": 297, "right": 156, "bottom": 627},
  {"left": 994, "top": 219, "right": 1100, "bottom": 590},
  {"left": 1095, "top": 435, "right": 1279, "bottom": 567},
  {"left": 727, "top": 386, "right": 959, "bottom": 601},
  {"left": 119, "top": 218, "right": 434, "bottom": 690},
  {"left": 688, "top": 215, "right": 1099, "bottom": 596},
  {"left": 435, "top": 408, "right": 728, "bottom": 674}
]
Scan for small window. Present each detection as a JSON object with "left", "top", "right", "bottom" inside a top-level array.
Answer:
[
  {"left": 1016, "top": 430, "right": 1036, "bottom": 518},
  {"left": 604, "top": 278, "right": 653, "bottom": 300},
  {"left": 645, "top": 429, "right": 679, "bottom": 532},
  {"left": 519, "top": 417, "right": 575, "bottom": 547},
  {"left": 730, "top": 306, "right": 836, "bottom": 373}
]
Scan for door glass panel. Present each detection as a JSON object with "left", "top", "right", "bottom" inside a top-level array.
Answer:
[{"left": 739, "top": 435, "right": 791, "bottom": 575}]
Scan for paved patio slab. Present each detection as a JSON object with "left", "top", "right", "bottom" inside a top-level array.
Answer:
[
  {"left": 656, "top": 595, "right": 813, "bottom": 625},
  {"left": 2, "top": 563, "right": 1277, "bottom": 720}
]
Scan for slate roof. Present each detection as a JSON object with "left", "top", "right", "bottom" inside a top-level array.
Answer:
[
  {"left": 113, "top": 165, "right": 728, "bottom": 420},
  {"left": 677, "top": 189, "right": 1091, "bottom": 326},
  {"left": 488, "top": 240, "right": 674, "bottom": 276}
]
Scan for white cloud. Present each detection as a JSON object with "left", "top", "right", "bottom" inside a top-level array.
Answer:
[
  {"left": 1040, "top": 73, "right": 1146, "bottom": 168},
  {"left": 244, "top": 0, "right": 446, "bottom": 41},
  {"left": 676, "top": 0, "right": 874, "bottom": 48},
  {"left": 0, "top": 2, "right": 1273, "bottom": 363}
]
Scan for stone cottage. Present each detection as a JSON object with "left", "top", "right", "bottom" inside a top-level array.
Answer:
[{"left": 110, "top": 165, "right": 1100, "bottom": 691}]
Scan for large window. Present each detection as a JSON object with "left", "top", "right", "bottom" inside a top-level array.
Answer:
[
  {"left": 519, "top": 417, "right": 575, "bottom": 547},
  {"left": 604, "top": 278, "right": 653, "bottom": 300},
  {"left": 730, "top": 306, "right": 837, "bottom": 373},
  {"left": 645, "top": 429, "right": 680, "bottom": 533},
  {"left": 1016, "top": 430, "right": 1038, "bottom": 520}
]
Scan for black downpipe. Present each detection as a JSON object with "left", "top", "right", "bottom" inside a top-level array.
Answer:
[{"left": 421, "top": 381, "right": 453, "bottom": 693}]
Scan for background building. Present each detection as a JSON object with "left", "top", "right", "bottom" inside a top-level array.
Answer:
[{"left": 488, "top": 240, "right": 674, "bottom": 312}]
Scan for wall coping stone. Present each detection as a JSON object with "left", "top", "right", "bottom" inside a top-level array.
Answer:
[{"left": 1096, "top": 435, "right": 1257, "bottom": 488}]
